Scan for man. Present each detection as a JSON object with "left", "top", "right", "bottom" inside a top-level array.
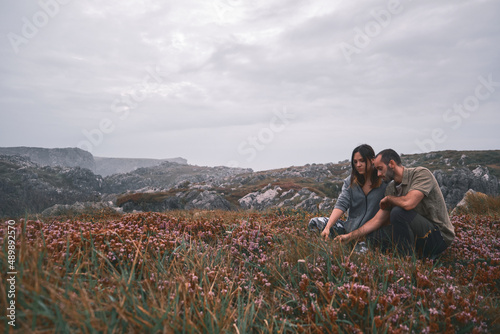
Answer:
[{"left": 334, "top": 149, "right": 455, "bottom": 258}]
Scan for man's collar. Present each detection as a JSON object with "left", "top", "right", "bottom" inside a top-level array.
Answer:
[
  {"left": 394, "top": 166, "right": 408, "bottom": 186},
  {"left": 400, "top": 167, "right": 410, "bottom": 185}
]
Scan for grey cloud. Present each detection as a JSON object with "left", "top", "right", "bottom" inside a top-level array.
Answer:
[{"left": 0, "top": 0, "right": 498, "bottom": 169}]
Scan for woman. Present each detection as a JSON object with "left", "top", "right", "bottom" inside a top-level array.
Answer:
[{"left": 308, "top": 144, "right": 387, "bottom": 240}]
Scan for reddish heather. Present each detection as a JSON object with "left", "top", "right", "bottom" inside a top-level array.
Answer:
[{"left": 1, "top": 211, "right": 498, "bottom": 333}]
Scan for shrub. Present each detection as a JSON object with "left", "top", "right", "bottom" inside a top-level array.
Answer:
[{"left": 454, "top": 191, "right": 500, "bottom": 216}]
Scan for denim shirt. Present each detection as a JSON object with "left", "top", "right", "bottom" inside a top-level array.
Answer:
[{"left": 334, "top": 175, "right": 387, "bottom": 233}]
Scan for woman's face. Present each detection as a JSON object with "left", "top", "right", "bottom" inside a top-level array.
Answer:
[{"left": 353, "top": 152, "right": 372, "bottom": 175}]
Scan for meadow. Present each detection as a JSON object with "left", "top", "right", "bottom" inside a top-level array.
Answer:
[{"left": 0, "top": 204, "right": 498, "bottom": 333}]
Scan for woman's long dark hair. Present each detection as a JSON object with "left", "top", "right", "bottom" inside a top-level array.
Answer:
[{"left": 350, "top": 144, "right": 381, "bottom": 188}]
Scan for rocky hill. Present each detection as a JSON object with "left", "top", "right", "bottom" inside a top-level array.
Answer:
[
  {"left": 0, "top": 155, "right": 102, "bottom": 217},
  {"left": 0, "top": 149, "right": 498, "bottom": 217},
  {"left": 102, "top": 162, "right": 253, "bottom": 194},
  {"left": 0, "top": 147, "right": 187, "bottom": 177},
  {"left": 0, "top": 147, "right": 95, "bottom": 170},
  {"left": 94, "top": 157, "right": 188, "bottom": 177},
  {"left": 113, "top": 150, "right": 500, "bottom": 214},
  {"left": 400, "top": 150, "right": 500, "bottom": 179}
]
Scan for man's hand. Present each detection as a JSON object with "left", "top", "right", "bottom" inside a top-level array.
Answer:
[
  {"left": 334, "top": 233, "right": 351, "bottom": 243},
  {"left": 380, "top": 196, "right": 393, "bottom": 211},
  {"left": 320, "top": 228, "right": 330, "bottom": 240}
]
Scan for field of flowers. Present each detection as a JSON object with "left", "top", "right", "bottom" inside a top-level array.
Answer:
[{"left": 1, "top": 209, "right": 498, "bottom": 333}]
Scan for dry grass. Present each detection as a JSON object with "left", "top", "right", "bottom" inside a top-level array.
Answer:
[
  {"left": 1, "top": 209, "right": 498, "bottom": 333},
  {"left": 453, "top": 192, "right": 500, "bottom": 216}
]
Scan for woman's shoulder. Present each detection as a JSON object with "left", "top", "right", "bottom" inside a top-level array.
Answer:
[{"left": 344, "top": 175, "right": 361, "bottom": 189}]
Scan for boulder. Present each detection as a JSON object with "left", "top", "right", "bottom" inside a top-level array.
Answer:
[
  {"left": 239, "top": 185, "right": 282, "bottom": 210},
  {"left": 450, "top": 190, "right": 490, "bottom": 215},
  {"left": 182, "top": 190, "right": 233, "bottom": 211},
  {"left": 239, "top": 185, "right": 335, "bottom": 213}
]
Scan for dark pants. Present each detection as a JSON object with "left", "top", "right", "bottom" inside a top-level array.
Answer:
[
  {"left": 308, "top": 217, "right": 346, "bottom": 238},
  {"left": 380, "top": 207, "right": 448, "bottom": 258}
]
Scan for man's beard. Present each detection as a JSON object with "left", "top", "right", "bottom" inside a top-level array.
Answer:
[{"left": 385, "top": 166, "right": 395, "bottom": 182}]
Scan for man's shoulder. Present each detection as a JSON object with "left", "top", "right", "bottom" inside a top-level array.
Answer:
[
  {"left": 406, "top": 166, "right": 439, "bottom": 196},
  {"left": 407, "top": 166, "right": 433, "bottom": 179},
  {"left": 407, "top": 166, "right": 431, "bottom": 173}
]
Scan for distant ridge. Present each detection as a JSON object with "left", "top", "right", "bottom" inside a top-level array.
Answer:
[
  {"left": 0, "top": 146, "right": 187, "bottom": 176},
  {"left": 0, "top": 146, "right": 95, "bottom": 170},
  {"left": 94, "top": 156, "right": 188, "bottom": 176}
]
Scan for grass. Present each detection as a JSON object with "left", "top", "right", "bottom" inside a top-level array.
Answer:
[
  {"left": 0, "top": 209, "right": 498, "bottom": 333},
  {"left": 453, "top": 192, "right": 500, "bottom": 216},
  {"left": 116, "top": 189, "right": 191, "bottom": 207}
]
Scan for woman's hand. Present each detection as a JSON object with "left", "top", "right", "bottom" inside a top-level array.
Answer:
[{"left": 320, "top": 228, "right": 330, "bottom": 240}]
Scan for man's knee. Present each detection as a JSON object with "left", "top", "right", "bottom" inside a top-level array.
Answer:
[{"left": 390, "top": 207, "right": 416, "bottom": 226}]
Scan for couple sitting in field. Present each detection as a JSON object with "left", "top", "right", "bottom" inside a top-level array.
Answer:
[{"left": 308, "top": 144, "right": 455, "bottom": 259}]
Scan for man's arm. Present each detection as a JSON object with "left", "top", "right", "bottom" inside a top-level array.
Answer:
[
  {"left": 380, "top": 189, "right": 424, "bottom": 211},
  {"left": 334, "top": 208, "right": 390, "bottom": 243}
]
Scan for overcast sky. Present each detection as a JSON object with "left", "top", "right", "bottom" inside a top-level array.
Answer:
[{"left": 1, "top": 0, "right": 499, "bottom": 171}]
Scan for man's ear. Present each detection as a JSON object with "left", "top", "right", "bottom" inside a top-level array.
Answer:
[{"left": 388, "top": 160, "right": 395, "bottom": 169}]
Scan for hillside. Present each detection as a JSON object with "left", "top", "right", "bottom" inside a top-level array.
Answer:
[
  {"left": 0, "top": 149, "right": 498, "bottom": 217},
  {"left": 401, "top": 150, "right": 500, "bottom": 179},
  {"left": 94, "top": 156, "right": 188, "bottom": 177},
  {"left": 112, "top": 150, "right": 499, "bottom": 214},
  {"left": 0, "top": 146, "right": 188, "bottom": 176},
  {"left": 0, "top": 155, "right": 102, "bottom": 217},
  {"left": 0, "top": 147, "right": 95, "bottom": 170}
]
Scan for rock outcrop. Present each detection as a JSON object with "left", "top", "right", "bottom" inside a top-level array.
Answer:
[
  {"left": 0, "top": 155, "right": 103, "bottom": 217},
  {"left": 238, "top": 184, "right": 335, "bottom": 213},
  {"left": 0, "top": 147, "right": 95, "bottom": 170},
  {"left": 94, "top": 157, "right": 188, "bottom": 177},
  {"left": 0, "top": 146, "right": 189, "bottom": 177},
  {"left": 449, "top": 190, "right": 491, "bottom": 216},
  {"left": 434, "top": 166, "right": 498, "bottom": 209},
  {"left": 102, "top": 162, "right": 253, "bottom": 194}
]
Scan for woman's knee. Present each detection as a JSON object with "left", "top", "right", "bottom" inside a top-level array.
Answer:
[{"left": 308, "top": 217, "right": 328, "bottom": 231}]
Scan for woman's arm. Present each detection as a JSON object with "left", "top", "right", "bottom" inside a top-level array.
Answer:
[
  {"left": 320, "top": 208, "right": 345, "bottom": 240},
  {"left": 321, "top": 176, "right": 351, "bottom": 240}
]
